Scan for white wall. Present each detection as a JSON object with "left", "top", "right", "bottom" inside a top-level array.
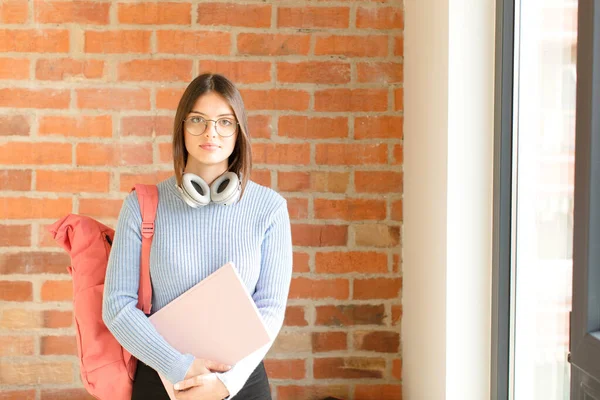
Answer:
[{"left": 402, "top": 0, "right": 495, "bottom": 398}]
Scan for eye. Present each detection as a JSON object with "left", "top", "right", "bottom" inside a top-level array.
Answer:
[
  {"left": 189, "top": 116, "right": 205, "bottom": 124},
  {"left": 219, "top": 118, "right": 234, "bottom": 126}
]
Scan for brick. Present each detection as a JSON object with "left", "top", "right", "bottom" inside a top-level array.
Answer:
[
  {"left": 0, "top": 142, "right": 71, "bottom": 164},
  {"left": 0, "top": 336, "right": 35, "bottom": 356},
  {"left": 158, "top": 142, "right": 172, "bottom": 163},
  {"left": 315, "top": 35, "right": 388, "bottom": 57},
  {"left": 121, "top": 116, "right": 172, "bottom": 137},
  {"left": 315, "top": 304, "right": 385, "bottom": 326},
  {"left": 357, "top": 6, "right": 404, "bottom": 29},
  {"left": 247, "top": 115, "right": 271, "bottom": 139},
  {"left": 278, "top": 171, "right": 349, "bottom": 193},
  {"left": 41, "top": 280, "right": 72, "bottom": 301},
  {"left": 0, "top": 362, "right": 73, "bottom": 385},
  {"left": 271, "top": 331, "right": 311, "bottom": 353},
  {"left": 289, "top": 277, "right": 349, "bottom": 300},
  {"left": 355, "top": 384, "right": 403, "bottom": 399},
  {"left": 0, "top": 251, "right": 70, "bottom": 274},
  {"left": 198, "top": 60, "right": 271, "bottom": 84},
  {"left": 292, "top": 224, "right": 347, "bottom": 247},
  {"left": 277, "top": 62, "right": 350, "bottom": 84},
  {"left": 394, "top": 87, "right": 403, "bottom": 111},
  {"left": 358, "top": 62, "right": 403, "bottom": 84},
  {"left": 312, "top": 331, "right": 347, "bottom": 352},
  {"left": 315, "top": 143, "right": 387, "bottom": 165},
  {"left": 277, "top": 385, "right": 349, "bottom": 400},
  {"left": 278, "top": 7, "right": 349, "bottom": 28},
  {"left": 38, "top": 223, "right": 63, "bottom": 249},
  {"left": 313, "top": 357, "right": 385, "bottom": 379},
  {"left": 118, "top": 2, "right": 191, "bottom": 25},
  {"left": 0, "top": 115, "right": 30, "bottom": 136},
  {"left": 39, "top": 115, "right": 112, "bottom": 138},
  {"left": 253, "top": 143, "right": 310, "bottom": 165},
  {"left": 198, "top": 3, "right": 271, "bottom": 28},
  {"left": 118, "top": 59, "right": 192, "bottom": 81},
  {"left": 36, "top": 170, "right": 110, "bottom": 193},
  {"left": 392, "top": 359, "right": 402, "bottom": 379},
  {"left": 278, "top": 116, "right": 348, "bottom": 139},
  {"left": 0, "top": 88, "right": 70, "bottom": 109},
  {"left": 392, "top": 304, "right": 402, "bottom": 325},
  {"left": 43, "top": 310, "right": 72, "bottom": 328},
  {"left": 251, "top": 169, "right": 270, "bottom": 187},
  {"left": 355, "top": 116, "right": 403, "bottom": 139},
  {"left": 119, "top": 171, "right": 173, "bottom": 192},
  {"left": 292, "top": 252, "right": 310, "bottom": 273},
  {"left": 77, "top": 88, "right": 151, "bottom": 110},
  {"left": 0, "top": 58, "right": 29, "bottom": 79},
  {"left": 76, "top": 143, "right": 153, "bottom": 166},
  {"left": 157, "top": 30, "right": 230, "bottom": 55},
  {"left": 35, "top": 1, "right": 109, "bottom": 24},
  {"left": 264, "top": 359, "right": 305, "bottom": 379},
  {"left": 391, "top": 199, "right": 402, "bottom": 221},
  {"left": 0, "top": 29, "right": 69, "bottom": 52},
  {"left": 0, "top": 309, "right": 41, "bottom": 329},
  {"left": 354, "top": 331, "right": 400, "bottom": 352},
  {"left": 241, "top": 89, "right": 309, "bottom": 111},
  {"left": 0, "top": 170, "right": 32, "bottom": 190},
  {"left": 393, "top": 144, "right": 403, "bottom": 165},
  {"left": 0, "top": 1, "right": 28, "bottom": 24},
  {"left": 355, "top": 171, "right": 403, "bottom": 193},
  {"left": 40, "top": 335, "right": 77, "bottom": 355},
  {"left": 395, "top": 35, "right": 404, "bottom": 57},
  {"left": 354, "top": 277, "right": 402, "bottom": 299},
  {"left": 316, "top": 251, "right": 387, "bottom": 274},
  {"left": 237, "top": 33, "right": 310, "bottom": 56},
  {"left": 1, "top": 198, "right": 72, "bottom": 220},
  {"left": 36, "top": 59, "right": 105, "bottom": 80},
  {"left": 393, "top": 253, "right": 400, "bottom": 273},
  {"left": 79, "top": 198, "right": 124, "bottom": 219},
  {"left": 0, "top": 391, "right": 35, "bottom": 400},
  {"left": 41, "top": 389, "right": 95, "bottom": 400},
  {"left": 0, "top": 281, "right": 32, "bottom": 301},
  {"left": 315, "top": 198, "right": 386, "bottom": 221},
  {"left": 0, "top": 224, "right": 30, "bottom": 246},
  {"left": 284, "top": 306, "right": 308, "bottom": 327},
  {"left": 156, "top": 88, "right": 185, "bottom": 110},
  {"left": 315, "top": 89, "right": 387, "bottom": 112},
  {"left": 85, "top": 30, "right": 150, "bottom": 53},
  {"left": 354, "top": 224, "right": 400, "bottom": 248},
  {"left": 285, "top": 197, "right": 309, "bottom": 220}
]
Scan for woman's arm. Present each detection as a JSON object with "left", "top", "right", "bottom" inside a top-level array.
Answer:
[
  {"left": 102, "top": 192, "right": 195, "bottom": 383},
  {"left": 215, "top": 200, "right": 294, "bottom": 398}
]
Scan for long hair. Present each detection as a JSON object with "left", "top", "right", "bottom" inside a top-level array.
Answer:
[{"left": 172, "top": 73, "right": 252, "bottom": 199}]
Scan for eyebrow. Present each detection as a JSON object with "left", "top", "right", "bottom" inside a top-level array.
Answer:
[{"left": 189, "top": 111, "right": 235, "bottom": 117}]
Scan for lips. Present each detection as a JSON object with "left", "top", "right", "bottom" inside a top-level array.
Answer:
[{"left": 200, "top": 143, "right": 219, "bottom": 150}]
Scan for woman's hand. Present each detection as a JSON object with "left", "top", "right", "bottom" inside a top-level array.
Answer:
[
  {"left": 181, "top": 358, "right": 231, "bottom": 381},
  {"left": 173, "top": 372, "right": 229, "bottom": 400}
]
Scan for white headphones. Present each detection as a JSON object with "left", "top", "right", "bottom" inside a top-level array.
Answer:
[{"left": 177, "top": 171, "right": 241, "bottom": 208}]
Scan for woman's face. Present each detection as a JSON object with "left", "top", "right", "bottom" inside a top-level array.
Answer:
[{"left": 183, "top": 91, "right": 238, "bottom": 172}]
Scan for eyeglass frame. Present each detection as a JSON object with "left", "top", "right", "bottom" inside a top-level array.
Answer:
[{"left": 182, "top": 115, "right": 239, "bottom": 138}]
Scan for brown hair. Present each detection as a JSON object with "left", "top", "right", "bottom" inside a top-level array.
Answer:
[{"left": 172, "top": 73, "right": 252, "bottom": 199}]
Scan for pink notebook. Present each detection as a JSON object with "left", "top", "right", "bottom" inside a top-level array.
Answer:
[{"left": 148, "top": 262, "right": 272, "bottom": 399}]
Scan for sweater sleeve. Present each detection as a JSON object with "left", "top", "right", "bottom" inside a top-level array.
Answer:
[
  {"left": 102, "top": 192, "right": 195, "bottom": 383},
  {"left": 215, "top": 200, "right": 293, "bottom": 398}
]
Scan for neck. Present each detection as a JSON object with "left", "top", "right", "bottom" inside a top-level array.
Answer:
[{"left": 184, "top": 159, "right": 228, "bottom": 185}]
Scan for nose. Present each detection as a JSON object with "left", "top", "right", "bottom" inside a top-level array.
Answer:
[{"left": 204, "top": 121, "right": 217, "bottom": 137}]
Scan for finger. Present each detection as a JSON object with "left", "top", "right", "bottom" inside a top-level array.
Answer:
[
  {"left": 203, "top": 359, "right": 232, "bottom": 372},
  {"left": 174, "top": 375, "right": 205, "bottom": 391}
]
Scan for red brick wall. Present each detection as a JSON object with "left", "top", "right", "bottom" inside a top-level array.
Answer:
[{"left": 0, "top": 1, "right": 403, "bottom": 399}]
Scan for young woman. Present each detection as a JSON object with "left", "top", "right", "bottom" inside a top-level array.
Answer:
[{"left": 103, "top": 73, "right": 293, "bottom": 400}]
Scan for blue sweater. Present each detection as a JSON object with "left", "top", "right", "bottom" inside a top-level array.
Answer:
[{"left": 102, "top": 175, "right": 293, "bottom": 398}]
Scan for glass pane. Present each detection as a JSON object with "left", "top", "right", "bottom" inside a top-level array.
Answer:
[{"left": 512, "top": 1, "right": 577, "bottom": 399}]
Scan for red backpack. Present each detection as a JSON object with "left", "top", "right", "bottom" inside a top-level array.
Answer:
[{"left": 47, "top": 184, "right": 158, "bottom": 400}]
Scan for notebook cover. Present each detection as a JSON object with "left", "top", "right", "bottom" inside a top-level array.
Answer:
[{"left": 147, "top": 262, "right": 271, "bottom": 399}]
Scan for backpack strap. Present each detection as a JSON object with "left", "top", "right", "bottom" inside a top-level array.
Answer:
[{"left": 132, "top": 184, "right": 159, "bottom": 315}]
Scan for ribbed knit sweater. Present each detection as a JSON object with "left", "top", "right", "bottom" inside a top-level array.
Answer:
[{"left": 102, "top": 175, "right": 293, "bottom": 398}]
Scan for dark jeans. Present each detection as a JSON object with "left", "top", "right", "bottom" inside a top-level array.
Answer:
[{"left": 131, "top": 360, "right": 271, "bottom": 400}]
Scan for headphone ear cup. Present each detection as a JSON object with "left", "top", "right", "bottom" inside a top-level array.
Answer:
[
  {"left": 210, "top": 172, "right": 241, "bottom": 206},
  {"left": 182, "top": 173, "right": 211, "bottom": 207}
]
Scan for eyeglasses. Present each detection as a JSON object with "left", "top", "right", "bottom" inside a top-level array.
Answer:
[{"left": 183, "top": 116, "right": 239, "bottom": 138}]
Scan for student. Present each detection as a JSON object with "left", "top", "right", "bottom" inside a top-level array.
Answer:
[{"left": 102, "top": 73, "right": 293, "bottom": 400}]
